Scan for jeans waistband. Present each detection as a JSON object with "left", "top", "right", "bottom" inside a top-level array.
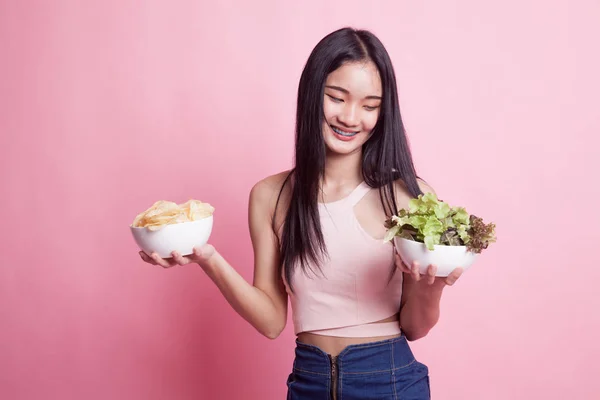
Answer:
[{"left": 293, "top": 335, "right": 417, "bottom": 375}]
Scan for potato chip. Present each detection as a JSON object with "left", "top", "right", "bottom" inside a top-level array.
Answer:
[{"left": 131, "top": 199, "right": 215, "bottom": 231}]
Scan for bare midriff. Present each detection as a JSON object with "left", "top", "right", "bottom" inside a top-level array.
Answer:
[{"left": 296, "top": 313, "right": 401, "bottom": 357}]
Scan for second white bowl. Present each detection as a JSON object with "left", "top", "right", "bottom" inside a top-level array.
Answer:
[
  {"left": 130, "top": 216, "right": 213, "bottom": 259},
  {"left": 394, "top": 236, "right": 478, "bottom": 277}
]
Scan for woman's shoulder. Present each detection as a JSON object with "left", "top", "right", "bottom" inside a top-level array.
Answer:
[
  {"left": 391, "top": 177, "right": 437, "bottom": 198},
  {"left": 416, "top": 178, "right": 436, "bottom": 195},
  {"left": 249, "top": 170, "right": 293, "bottom": 217},
  {"left": 250, "top": 170, "right": 292, "bottom": 199}
]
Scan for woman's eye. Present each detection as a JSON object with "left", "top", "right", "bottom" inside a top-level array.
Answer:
[
  {"left": 364, "top": 105, "right": 379, "bottom": 111},
  {"left": 326, "top": 94, "right": 343, "bottom": 103}
]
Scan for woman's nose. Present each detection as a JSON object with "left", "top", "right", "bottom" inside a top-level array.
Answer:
[{"left": 338, "top": 104, "right": 359, "bottom": 127}]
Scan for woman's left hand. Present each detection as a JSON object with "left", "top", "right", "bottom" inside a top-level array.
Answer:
[{"left": 394, "top": 251, "right": 464, "bottom": 288}]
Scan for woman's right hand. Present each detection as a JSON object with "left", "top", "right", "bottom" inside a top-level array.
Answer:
[{"left": 139, "top": 244, "right": 216, "bottom": 269}]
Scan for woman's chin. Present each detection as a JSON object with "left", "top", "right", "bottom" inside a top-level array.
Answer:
[{"left": 324, "top": 135, "right": 366, "bottom": 155}]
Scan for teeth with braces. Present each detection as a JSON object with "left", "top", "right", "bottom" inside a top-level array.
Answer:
[{"left": 331, "top": 125, "right": 359, "bottom": 137}]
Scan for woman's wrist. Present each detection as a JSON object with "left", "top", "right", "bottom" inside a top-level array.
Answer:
[
  {"left": 197, "top": 250, "right": 221, "bottom": 276},
  {"left": 405, "top": 273, "right": 445, "bottom": 294}
]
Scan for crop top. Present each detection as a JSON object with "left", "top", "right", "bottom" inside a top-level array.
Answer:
[{"left": 281, "top": 181, "right": 403, "bottom": 338}]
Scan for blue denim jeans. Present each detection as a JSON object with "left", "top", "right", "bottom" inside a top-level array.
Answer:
[{"left": 286, "top": 335, "right": 430, "bottom": 399}]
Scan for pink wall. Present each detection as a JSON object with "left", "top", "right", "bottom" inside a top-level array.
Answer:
[{"left": 1, "top": 1, "right": 598, "bottom": 399}]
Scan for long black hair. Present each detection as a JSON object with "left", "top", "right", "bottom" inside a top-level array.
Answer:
[{"left": 276, "top": 27, "right": 424, "bottom": 291}]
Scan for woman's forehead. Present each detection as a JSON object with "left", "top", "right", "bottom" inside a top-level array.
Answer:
[{"left": 325, "top": 61, "right": 382, "bottom": 97}]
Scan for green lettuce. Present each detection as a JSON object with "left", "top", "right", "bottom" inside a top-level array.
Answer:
[{"left": 384, "top": 192, "right": 496, "bottom": 253}]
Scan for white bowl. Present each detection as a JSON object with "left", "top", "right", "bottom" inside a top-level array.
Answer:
[
  {"left": 394, "top": 236, "right": 478, "bottom": 277},
  {"left": 130, "top": 216, "right": 213, "bottom": 258}
]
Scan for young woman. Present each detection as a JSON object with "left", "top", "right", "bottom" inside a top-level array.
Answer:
[{"left": 140, "top": 27, "right": 463, "bottom": 399}]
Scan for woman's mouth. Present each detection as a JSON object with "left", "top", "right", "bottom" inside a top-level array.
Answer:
[{"left": 330, "top": 125, "right": 359, "bottom": 141}]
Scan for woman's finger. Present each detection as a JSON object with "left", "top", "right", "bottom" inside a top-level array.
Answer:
[
  {"left": 162, "top": 258, "right": 179, "bottom": 268},
  {"left": 411, "top": 261, "right": 421, "bottom": 281},
  {"left": 139, "top": 251, "right": 156, "bottom": 265},
  {"left": 151, "top": 252, "right": 174, "bottom": 268},
  {"left": 445, "top": 267, "right": 464, "bottom": 286},
  {"left": 426, "top": 264, "right": 437, "bottom": 285},
  {"left": 394, "top": 252, "right": 410, "bottom": 273},
  {"left": 194, "top": 244, "right": 216, "bottom": 263},
  {"left": 171, "top": 251, "right": 191, "bottom": 266},
  {"left": 193, "top": 246, "right": 205, "bottom": 259}
]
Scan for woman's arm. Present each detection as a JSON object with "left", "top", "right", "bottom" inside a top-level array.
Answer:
[
  {"left": 199, "top": 178, "right": 288, "bottom": 339},
  {"left": 395, "top": 178, "right": 460, "bottom": 341},
  {"left": 399, "top": 275, "right": 444, "bottom": 341},
  {"left": 140, "top": 174, "right": 291, "bottom": 339}
]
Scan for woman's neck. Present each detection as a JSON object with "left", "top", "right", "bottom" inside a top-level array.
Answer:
[{"left": 322, "top": 150, "right": 363, "bottom": 188}]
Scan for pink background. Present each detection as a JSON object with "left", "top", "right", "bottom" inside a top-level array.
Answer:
[{"left": 1, "top": 1, "right": 599, "bottom": 399}]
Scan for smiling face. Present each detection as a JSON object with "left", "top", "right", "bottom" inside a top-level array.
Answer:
[{"left": 321, "top": 61, "right": 383, "bottom": 156}]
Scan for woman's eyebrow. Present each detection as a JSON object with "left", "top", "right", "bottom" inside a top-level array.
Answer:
[{"left": 325, "top": 85, "right": 382, "bottom": 100}]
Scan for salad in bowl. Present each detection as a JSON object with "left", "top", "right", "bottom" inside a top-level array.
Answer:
[{"left": 383, "top": 192, "right": 496, "bottom": 277}]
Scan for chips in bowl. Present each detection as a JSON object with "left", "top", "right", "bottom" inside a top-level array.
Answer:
[
  {"left": 131, "top": 200, "right": 214, "bottom": 231},
  {"left": 130, "top": 199, "right": 215, "bottom": 258}
]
